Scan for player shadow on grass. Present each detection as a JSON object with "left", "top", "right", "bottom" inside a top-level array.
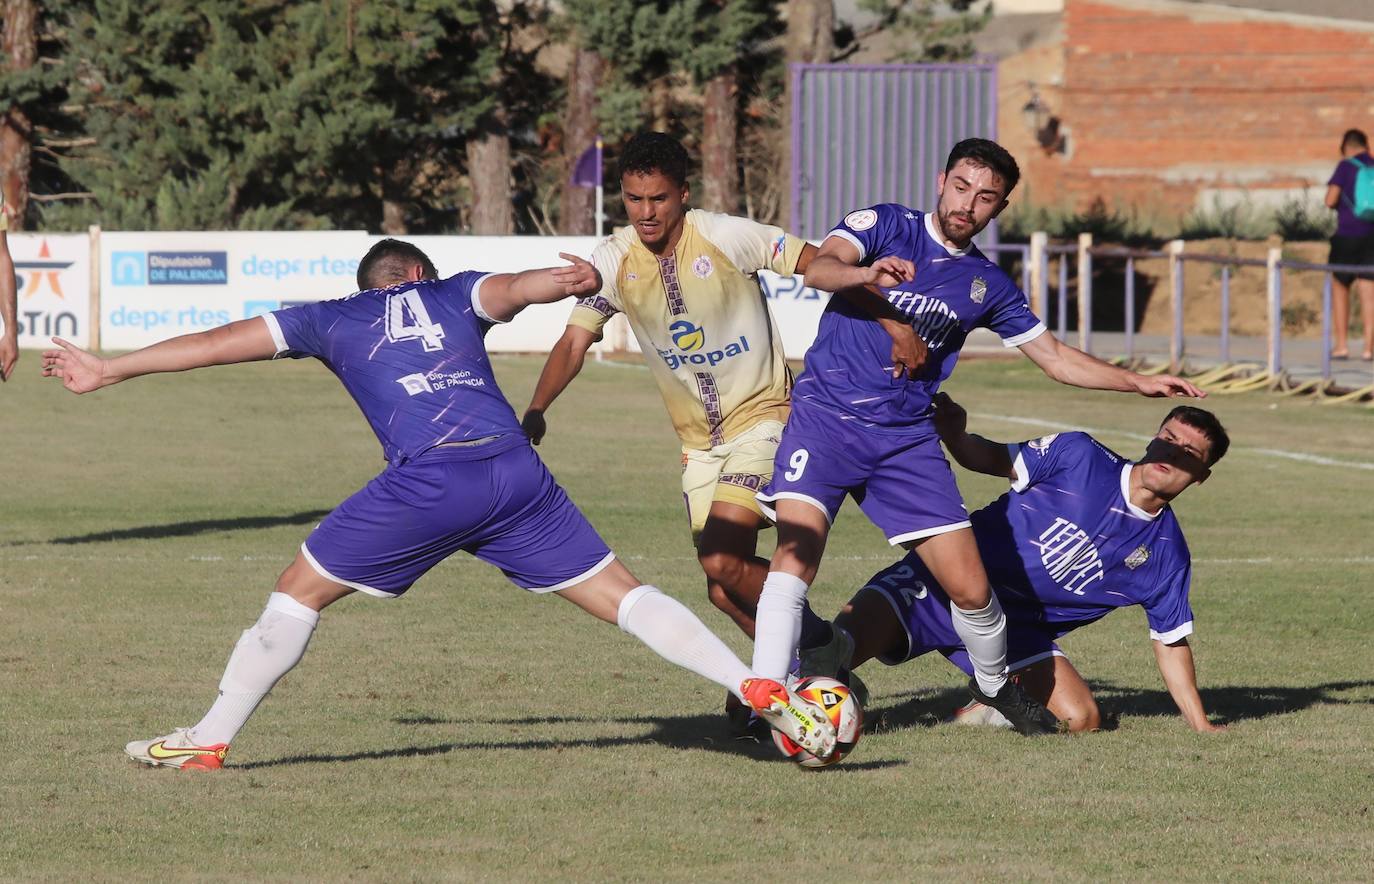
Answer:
[
  {"left": 32, "top": 510, "right": 333, "bottom": 545},
  {"left": 1089, "top": 678, "right": 1374, "bottom": 727},
  {"left": 774, "top": 678, "right": 1374, "bottom": 735},
  {"left": 234, "top": 709, "right": 911, "bottom": 771}
]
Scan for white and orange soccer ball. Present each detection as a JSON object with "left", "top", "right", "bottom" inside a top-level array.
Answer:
[{"left": 771, "top": 675, "right": 864, "bottom": 769}]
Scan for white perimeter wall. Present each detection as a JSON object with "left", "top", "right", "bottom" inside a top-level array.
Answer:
[{"left": 71, "top": 231, "right": 831, "bottom": 357}]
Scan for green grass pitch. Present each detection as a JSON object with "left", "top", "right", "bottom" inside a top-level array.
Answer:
[{"left": 1, "top": 353, "right": 1371, "bottom": 880}]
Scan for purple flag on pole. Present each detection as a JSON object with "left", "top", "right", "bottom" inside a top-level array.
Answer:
[{"left": 570, "top": 138, "right": 602, "bottom": 188}]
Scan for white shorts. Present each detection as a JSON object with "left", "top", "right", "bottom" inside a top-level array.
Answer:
[{"left": 681, "top": 419, "right": 784, "bottom": 539}]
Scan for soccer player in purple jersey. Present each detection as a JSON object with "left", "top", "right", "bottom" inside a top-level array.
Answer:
[
  {"left": 41, "top": 239, "right": 836, "bottom": 769},
  {"left": 752, "top": 138, "right": 1205, "bottom": 740},
  {"left": 801, "top": 394, "right": 1229, "bottom": 734}
]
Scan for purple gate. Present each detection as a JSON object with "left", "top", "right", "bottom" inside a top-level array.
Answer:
[{"left": 789, "top": 62, "right": 999, "bottom": 240}]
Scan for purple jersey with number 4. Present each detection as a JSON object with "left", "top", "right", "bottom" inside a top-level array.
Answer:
[
  {"left": 800, "top": 204, "right": 1046, "bottom": 429},
  {"left": 264, "top": 272, "right": 522, "bottom": 464}
]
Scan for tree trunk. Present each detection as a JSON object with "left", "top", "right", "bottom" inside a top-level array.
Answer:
[
  {"left": 701, "top": 69, "right": 738, "bottom": 214},
  {"left": 650, "top": 77, "right": 671, "bottom": 133},
  {"left": 1, "top": 0, "right": 37, "bottom": 230},
  {"left": 780, "top": 0, "right": 833, "bottom": 229},
  {"left": 466, "top": 130, "right": 514, "bottom": 235},
  {"left": 560, "top": 47, "right": 604, "bottom": 235},
  {"left": 379, "top": 173, "right": 408, "bottom": 235}
]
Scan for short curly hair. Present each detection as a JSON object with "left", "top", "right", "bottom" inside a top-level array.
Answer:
[
  {"left": 618, "top": 132, "right": 691, "bottom": 188},
  {"left": 945, "top": 138, "right": 1021, "bottom": 196}
]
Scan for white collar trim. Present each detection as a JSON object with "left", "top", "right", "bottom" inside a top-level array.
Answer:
[
  {"left": 1121, "top": 463, "right": 1161, "bottom": 521},
  {"left": 923, "top": 212, "right": 969, "bottom": 257}
]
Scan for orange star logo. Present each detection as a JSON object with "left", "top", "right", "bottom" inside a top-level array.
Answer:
[{"left": 15, "top": 240, "right": 73, "bottom": 299}]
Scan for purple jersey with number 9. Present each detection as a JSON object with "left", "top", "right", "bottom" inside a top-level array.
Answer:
[
  {"left": 264, "top": 271, "right": 523, "bottom": 464},
  {"left": 798, "top": 204, "right": 1046, "bottom": 430}
]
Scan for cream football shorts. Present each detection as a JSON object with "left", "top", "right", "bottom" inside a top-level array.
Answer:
[{"left": 680, "top": 419, "right": 785, "bottom": 539}]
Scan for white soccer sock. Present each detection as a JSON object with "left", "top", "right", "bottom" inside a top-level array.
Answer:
[
  {"left": 617, "top": 585, "right": 753, "bottom": 698},
  {"left": 751, "top": 571, "right": 810, "bottom": 681},
  {"left": 190, "top": 592, "right": 319, "bottom": 746},
  {"left": 950, "top": 594, "right": 1009, "bottom": 696}
]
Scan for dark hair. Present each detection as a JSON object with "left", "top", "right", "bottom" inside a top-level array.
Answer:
[
  {"left": 1162, "top": 406, "right": 1230, "bottom": 466},
  {"left": 944, "top": 138, "right": 1021, "bottom": 195},
  {"left": 357, "top": 238, "right": 438, "bottom": 290},
  {"left": 1341, "top": 129, "right": 1368, "bottom": 151},
  {"left": 618, "top": 132, "right": 691, "bottom": 188}
]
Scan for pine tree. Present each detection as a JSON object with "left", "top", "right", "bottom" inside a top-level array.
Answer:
[{"left": 39, "top": 0, "right": 552, "bottom": 232}]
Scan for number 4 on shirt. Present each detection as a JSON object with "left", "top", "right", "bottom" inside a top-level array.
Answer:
[{"left": 386, "top": 289, "right": 446, "bottom": 351}]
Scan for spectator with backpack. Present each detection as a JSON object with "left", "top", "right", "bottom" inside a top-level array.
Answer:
[{"left": 1324, "top": 128, "right": 1374, "bottom": 361}]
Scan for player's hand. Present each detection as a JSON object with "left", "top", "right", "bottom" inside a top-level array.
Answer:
[
  {"left": 865, "top": 256, "right": 915, "bottom": 289},
  {"left": 880, "top": 318, "right": 927, "bottom": 379},
  {"left": 521, "top": 409, "right": 547, "bottom": 445},
  {"left": 931, "top": 392, "right": 967, "bottom": 439},
  {"left": 1132, "top": 373, "right": 1205, "bottom": 399},
  {"left": 0, "top": 333, "right": 16, "bottom": 382},
  {"left": 553, "top": 253, "right": 601, "bottom": 297},
  {"left": 41, "top": 337, "right": 107, "bottom": 394}
]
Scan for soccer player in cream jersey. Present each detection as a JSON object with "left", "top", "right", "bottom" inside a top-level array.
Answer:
[
  {"left": 523, "top": 133, "right": 825, "bottom": 641},
  {"left": 802, "top": 394, "right": 1229, "bottom": 734},
  {"left": 0, "top": 191, "right": 18, "bottom": 381},
  {"left": 42, "top": 239, "right": 837, "bottom": 769},
  {"left": 752, "top": 138, "right": 1206, "bottom": 741}
]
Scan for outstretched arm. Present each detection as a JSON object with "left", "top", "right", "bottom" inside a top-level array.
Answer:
[
  {"left": 1153, "top": 637, "right": 1225, "bottom": 733},
  {"left": 803, "top": 236, "right": 914, "bottom": 294},
  {"left": 477, "top": 253, "right": 601, "bottom": 323},
  {"left": 41, "top": 317, "right": 278, "bottom": 394},
  {"left": 1018, "top": 331, "right": 1205, "bottom": 398},
  {"left": 805, "top": 237, "right": 926, "bottom": 378},
  {"left": 931, "top": 393, "right": 1015, "bottom": 478},
  {"left": 521, "top": 324, "right": 599, "bottom": 445},
  {"left": 0, "top": 230, "right": 16, "bottom": 381}
]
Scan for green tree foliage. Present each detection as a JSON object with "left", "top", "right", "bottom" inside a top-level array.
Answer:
[
  {"left": 560, "top": 0, "right": 673, "bottom": 141},
  {"left": 852, "top": 0, "right": 990, "bottom": 62},
  {"left": 40, "top": 0, "right": 550, "bottom": 232}
]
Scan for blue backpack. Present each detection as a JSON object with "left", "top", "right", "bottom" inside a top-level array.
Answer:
[{"left": 1343, "top": 156, "right": 1374, "bottom": 221}]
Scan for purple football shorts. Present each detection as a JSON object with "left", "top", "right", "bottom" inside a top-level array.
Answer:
[
  {"left": 757, "top": 399, "right": 971, "bottom": 544},
  {"left": 300, "top": 442, "right": 614, "bottom": 597},
  {"left": 861, "top": 556, "right": 1062, "bottom": 675}
]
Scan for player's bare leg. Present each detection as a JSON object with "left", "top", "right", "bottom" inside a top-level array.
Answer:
[
  {"left": 557, "top": 557, "right": 836, "bottom": 755},
  {"left": 752, "top": 498, "right": 830, "bottom": 681},
  {"left": 911, "top": 529, "right": 1058, "bottom": 735},
  {"left": 125, "top": 551, "right": 350, "bottom": 769},
  {"left": 696, "top": 501, "right": 768, "bottom": 637},
  {"left": 1332, "top": 277, "right": 1352, "bottom": 357},
  {"left": 832, "top": 588, "right": 908, "bottom": 670},
  {"left": 1013, "top": 656, "right": 1101, "bottom": 733},
  {"left": 1356, "top": 278, "right": 1374, "bottom": 359}
]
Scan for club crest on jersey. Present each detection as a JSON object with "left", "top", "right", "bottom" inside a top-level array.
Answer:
[
  {"left": 970, "top": 276, "right": 987, "bottom": 304},
  {"left": 692, "top": 255, "right": 714, "bottom": 279},
  {"left": 1125, "top": 545, "right": 1150, "bottom": 570},
  {"left": 1029, "top": 433, "right": 1059, "bottom": 452},
  {"left": 844, "top": 209, "right": 877, "bottom": 231}
]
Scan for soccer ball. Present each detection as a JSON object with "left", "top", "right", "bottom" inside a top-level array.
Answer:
[{"left": 771, "top": 675, "right": 864, "bottom": 769}]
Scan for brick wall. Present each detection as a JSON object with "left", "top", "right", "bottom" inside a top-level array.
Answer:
[{"left": 1005, "top": 0, "right": 1374, "bottom": 217}]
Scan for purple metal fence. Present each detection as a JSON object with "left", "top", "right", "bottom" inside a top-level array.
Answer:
[{"left": 790, "top": 63, "right": 999, "bottom": 241}]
